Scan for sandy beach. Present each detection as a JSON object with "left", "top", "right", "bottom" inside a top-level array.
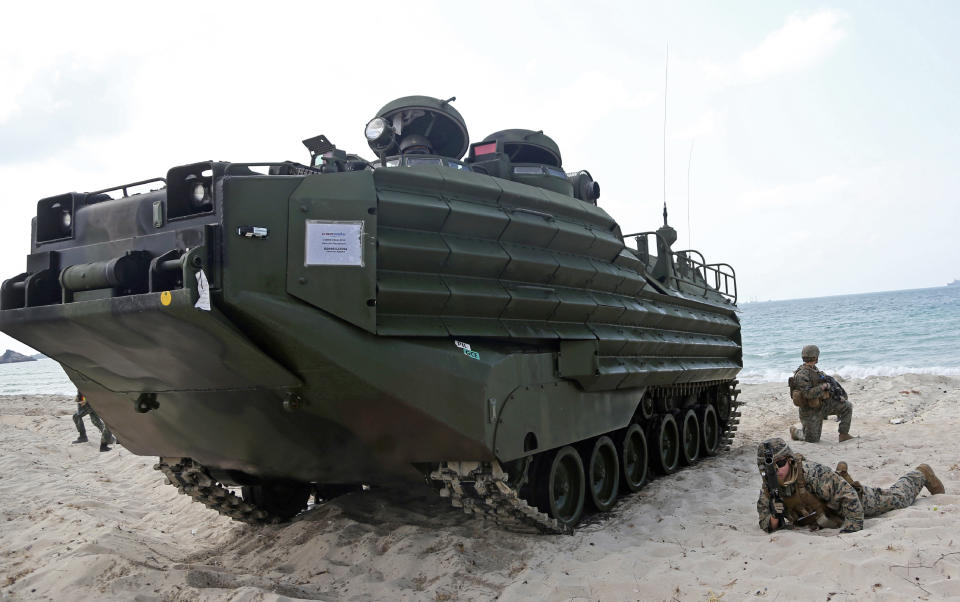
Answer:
[{"left": 1, "top": 374, "right": 958, "bottom": 601}]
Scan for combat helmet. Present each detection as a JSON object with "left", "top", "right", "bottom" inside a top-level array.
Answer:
[
  {"left": 801, "top": 344, "right": 820, "bottom": 361},
  {"left": 756, "top": 437, "right": 793, "bottom": 473}
]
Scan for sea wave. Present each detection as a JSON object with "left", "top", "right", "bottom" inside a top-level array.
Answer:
[
  {"left": 739, "top": 286, "right": 960, "bottom": 384},
  {"left": 739, "top": 364, "right": 960, "bottom": 384}
]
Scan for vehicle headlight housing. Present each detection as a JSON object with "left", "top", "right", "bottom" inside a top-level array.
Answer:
[
  {"left": 364, "top": 117, "right": 397, "bottom": 153},
  {"left": 191, "top": 182, "right": 208, "bottom": 207},
  {"left": 365, "top": 117, "right": 387, "bottom": 141}
]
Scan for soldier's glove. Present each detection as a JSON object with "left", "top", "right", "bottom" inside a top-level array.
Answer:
[{"left": 772, "top": 501, "right": 785, "bottom": 516}]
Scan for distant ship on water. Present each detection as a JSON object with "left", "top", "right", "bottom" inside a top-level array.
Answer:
[{"left": 949, "top": 279, "right": 960, "bottom": 287}]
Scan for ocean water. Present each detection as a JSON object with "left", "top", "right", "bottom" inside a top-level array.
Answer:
[
  {"left": 0, "top": 358, "right": 75, "bottom": 395},
  {"left": 0, "top": 286, "right": 957, "bottom": 392},
  {"left": 739, "top": 285, "right": 960, "bottom": 383}
]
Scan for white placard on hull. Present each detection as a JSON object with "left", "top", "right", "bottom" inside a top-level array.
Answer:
[{"left": 305, "top": 220, "right": 364, "bottom": 266}]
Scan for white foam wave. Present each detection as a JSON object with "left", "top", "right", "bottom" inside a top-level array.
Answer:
[{"left": 739, "top": 364, "right": 960, "bottom": 384}]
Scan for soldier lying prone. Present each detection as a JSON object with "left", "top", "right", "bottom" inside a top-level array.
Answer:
[{"left": 756, "top": 438, "right": 944, "bottom": 533}]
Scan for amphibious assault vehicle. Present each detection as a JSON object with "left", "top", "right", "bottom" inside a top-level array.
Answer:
[{"left": 0, "top": 96, "right": 741, "bottom": 532}]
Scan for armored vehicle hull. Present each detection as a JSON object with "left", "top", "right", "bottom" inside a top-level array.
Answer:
[{"left": 1, "top": 99, "right": 741, "bottom": 531}]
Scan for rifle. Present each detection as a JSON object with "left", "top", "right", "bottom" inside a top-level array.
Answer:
[
  {"left": 819, "top": 373, "right": 848, "bottom": 402},
  {"left": 763, "top": 455, "right": 785, "bottom": 524}
]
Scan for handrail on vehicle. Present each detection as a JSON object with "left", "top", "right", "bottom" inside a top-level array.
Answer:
[
  {"left": 621, "top": 231, "right": 663, "bottom": 267},
  {"left": 673, "top": 249, "right": 737, "bottom": 305},
  {"left": 223, "top": 162, "right": 323, "bottom": 176},
  {"left": 88, "top": 177, "right": 167, "bottom": 199},
  {"left": 621, "top": 232, "right": 737, "bottom": 304},
  {"left": 707, "top": 262, "right": 738, "bottom": 304}
]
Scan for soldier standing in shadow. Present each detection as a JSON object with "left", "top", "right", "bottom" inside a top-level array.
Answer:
[{"left": 72, "top": 390, "right": 116, "bottom": 452}]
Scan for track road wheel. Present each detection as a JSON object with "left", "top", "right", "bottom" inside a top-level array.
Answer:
[
  {"left": 585, "top": 436, "right": 620, "bottom": 512},
  {"left": 241, "top": 482, "right": 312, "bottom": 520},
  {"left": 535, "top": 446, "right": 585, "bottom": 529},
  {"left": 680, "top": 409, "right": 700, "bottom": 466},
  {"left": 699, "top": 404, "right": 720, "bottom": 456},
  {"left": 640, "top": 396, "right": 655, "bottom": 420},
  {"left": 619, "top": 423, "right": 648, "bottom": 493},
  {"left": 652, "top": 414, "right": 680, "bottom": 475}
]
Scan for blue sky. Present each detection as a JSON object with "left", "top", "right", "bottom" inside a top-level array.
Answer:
[{"left": 0, "top": 1, "right": 957, "bottom": 353}]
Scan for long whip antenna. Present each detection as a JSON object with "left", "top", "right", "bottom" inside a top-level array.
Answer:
[
  {"left": 663, "top": 43, "right": 669, "bottom": 218},
  {"left": 687, "top": 139, "right": 694, "bottom": 248}
]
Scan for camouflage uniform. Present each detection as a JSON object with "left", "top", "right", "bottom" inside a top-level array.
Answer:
[
  {"left": 72, "top": 392, "right": 114, "bottom": 447},
  {"left": 790, "top": 363, "right": 852, "bottom": 442},
  {"left": 756, "top": 439, "right": 927, "bottom": 533}
]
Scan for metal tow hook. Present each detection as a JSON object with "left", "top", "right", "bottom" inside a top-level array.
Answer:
[
  {"left": 283, "top": 393, "right": 305, "bottom": 412},
  {"left": 135, "top": 392, "right": 160, "bottom": 413}
]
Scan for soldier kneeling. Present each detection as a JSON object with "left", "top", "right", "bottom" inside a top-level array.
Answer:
[
  {"left": 788, "top": 344, "right": 855, "bottom": 443},
  {"left": 756, "top": 438, "right": 945, "bottom": 533}
]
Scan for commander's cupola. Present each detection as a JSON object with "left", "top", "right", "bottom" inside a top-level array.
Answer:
[
  {"left": 465, "top": 129, "right": 600, "bottom": 204},
  {"left": 364, "top": 96, "right": 470, "bottom": 167}
]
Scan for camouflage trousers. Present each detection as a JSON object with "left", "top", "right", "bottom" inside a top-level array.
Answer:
[
  {"left": 862, "top": 470, "right": 924, "bottom": 517},
  {"left": 796, "top": 397, "right": 853, "bottom": 442},
  {"left": 73, "top": 403, "right": 113, "bottom": 445}
]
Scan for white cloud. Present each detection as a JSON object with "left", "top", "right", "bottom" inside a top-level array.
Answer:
[
  {"left": 739, "top": 11, "right": 847, "bottom": 81},
  {"left": 0, "top": 58, "right": 135, "bottom": 164},
  {"left": 537, "top": 71, "right": 658, "bottom": 137},
  {"left": 695, "top": 10, "right": 847, "bottom": 89},
  {"left": 670, "top": 108, "right": 725, "bottom": 141},
  {"left": 736, "top": 173, "right": 850, "bottom": 211}
]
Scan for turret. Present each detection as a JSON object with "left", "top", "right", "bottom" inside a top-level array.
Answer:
[
  {"left": 363, "top": 95, "right": 469, "bottom": 161},
  {"left": 465, "top": 129, "right": 600, "bottom": 204},
  {"left": 357, "top": 96, "right": 601, "bottom": 205}
]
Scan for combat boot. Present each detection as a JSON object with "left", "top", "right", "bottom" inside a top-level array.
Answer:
[
  {"left": 72, "top": 436, "right": 88, "bottom": 444},
  {"left": 916, "top": 464, "right": 945, "bottom": 495},
  {"left": 99, "top": 443, "right": 112, "bottom": 452},
  {"left": 790, "top": 426, "right": 803, "bottom": 441},
  {"left": 839, "top": 432, "right": 855, "bottom": 442}
]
